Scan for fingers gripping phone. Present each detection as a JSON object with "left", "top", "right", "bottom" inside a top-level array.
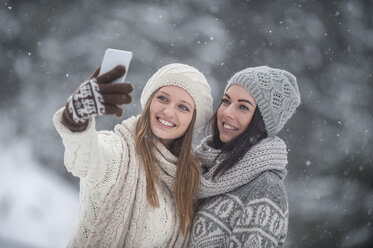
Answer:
[{"left": 99, "top": 48, "right": 133, "bottom": 84}]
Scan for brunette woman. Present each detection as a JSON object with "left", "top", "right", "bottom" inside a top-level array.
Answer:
[
  {"left": 53, "top": 63, "right": 212, "bottom": 247},
  {"left": 189, "top": 66, "right": 301, "bottom": 247}
]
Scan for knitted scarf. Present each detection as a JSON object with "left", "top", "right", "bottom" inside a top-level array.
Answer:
[
  {"left": 195, "top": 135, "right": 288, "bottom": 199},
  {"left": 86, "top": 116, "right": 188, "bottom": 247}
]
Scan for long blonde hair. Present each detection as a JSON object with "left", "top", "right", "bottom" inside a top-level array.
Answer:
[{"left": 135, "top": 91, "right": 200, "bottom": 234}]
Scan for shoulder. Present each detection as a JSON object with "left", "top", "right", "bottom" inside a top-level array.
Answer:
[
  {"left": 113, "top": 116, "right": 138, "bottom": 141},
  {"left": 234, "top": 171, "right": 288, "bottom": 213}
]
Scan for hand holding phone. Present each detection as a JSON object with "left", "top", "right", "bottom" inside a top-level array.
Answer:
[
  {"left": 63, "top": 65, "right": 133, "bottom": 131},
  {"left": 99, "top": 48, "right": 133, "bottom": 84}
]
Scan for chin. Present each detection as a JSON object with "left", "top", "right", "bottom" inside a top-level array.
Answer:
[{"left": 219, "top": 135, "right": 231, "bottom": 144}]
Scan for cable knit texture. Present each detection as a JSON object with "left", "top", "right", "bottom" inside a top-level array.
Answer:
[
  {"left": 53, "top": 108, "right": 189, "bottom": 248},
  {"left": 196, "top": 136, "right": 288, "bottom": 199},
  {"left": 225, "top": 66, "right": 301, "bottom": 137},
  {"left": 189, "top": 136, "right": 289, "bottom": 247},
  {"left": 139, "top": 183, "right": 175, "bottom": 246}
]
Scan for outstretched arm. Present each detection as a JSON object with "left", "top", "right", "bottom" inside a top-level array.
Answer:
[{"left": 53, "top": 66, "right": 132, "bottom": 185}]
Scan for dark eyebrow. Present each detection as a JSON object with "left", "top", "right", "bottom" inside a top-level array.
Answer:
[
  {"left": 225, "top": 93, "right": 255, "bottom": 107},
  {"left": 238, "top": 99, "right": 255, "bottom": 107}
]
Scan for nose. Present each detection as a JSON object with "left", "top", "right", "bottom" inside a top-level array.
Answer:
[
  {"left": 222, "top": 104, "right": 235, "bottom": 120},
  {"left": 162, "top": 105, "right": 175, "bottom": 118}
]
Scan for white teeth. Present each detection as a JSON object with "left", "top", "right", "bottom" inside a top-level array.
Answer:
[
  {"left": 223, "top": 123, "right": 236, "bottom": 130},
  {"left": 159, "top": 118, "right": 174, "bottom": 127}
]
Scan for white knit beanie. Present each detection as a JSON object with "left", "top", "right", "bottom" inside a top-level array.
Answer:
[
  {"left": 225, "top": 66, "right": 301, "bottom": 137},
  {"left": 141, "top": 63, "right": 213, "bottom": 129}
]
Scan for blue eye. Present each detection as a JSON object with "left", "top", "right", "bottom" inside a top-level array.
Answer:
[
  {"left": 221, "top": 98, "right": 230, "bottom": 105},
  {"left": 179, "top": 105, "right": 190, "bottom": 112},
  {"left": 240, "top": 105, "right": 249, "bottom": 111},
  {"left": 157, "top": 95, "right": 168, "bottom": 102}
]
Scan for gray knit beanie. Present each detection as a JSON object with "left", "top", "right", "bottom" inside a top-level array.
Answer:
[
  {"left": 225, "top": 66, "right": 301, "bottom": 137},
  {"left": 141, "top": 63, "right": 213, "bottom": 129}
]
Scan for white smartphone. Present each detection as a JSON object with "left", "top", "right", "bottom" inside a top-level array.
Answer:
[{"left": 99, "top": 48, "right": 133, "bottom": 84}]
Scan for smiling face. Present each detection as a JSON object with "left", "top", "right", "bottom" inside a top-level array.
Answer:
[
  {"left": 217, "top": 84, "right": 257, "bottom": 143},
  {"left": 149, "top": 85, "right": 195, "bottom": 147}
]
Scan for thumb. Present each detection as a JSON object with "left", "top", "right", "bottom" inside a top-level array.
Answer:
[
  {"left": 96, "top": 65, "right": 126, "bottom": 84},
  {"left": 89, "top": 67, "right": 101, "bottom": 79}
]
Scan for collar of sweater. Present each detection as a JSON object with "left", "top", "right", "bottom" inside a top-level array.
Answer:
[{"left": 195, "top": 136, "right": 288, "bottom": 199}]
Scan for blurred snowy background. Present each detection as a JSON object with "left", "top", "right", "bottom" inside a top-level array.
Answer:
[{"left": 0, "top": 0, "right": 372, "bottom": 247}]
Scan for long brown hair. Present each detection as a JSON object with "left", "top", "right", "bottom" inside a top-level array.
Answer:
[{"left": 135, "top": 90, "right": 200, "bottom": 234}]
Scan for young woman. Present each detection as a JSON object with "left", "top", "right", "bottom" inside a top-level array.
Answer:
[
  {"left": 189, "top": 66, "right": 301, "bottom": 247},
  {"left": 53, "top": 63, "right": 213, "bottom": 247}
]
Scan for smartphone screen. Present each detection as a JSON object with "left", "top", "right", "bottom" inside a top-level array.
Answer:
[{"left": 99, "top": 48, "right": 133, "bottom": 84}]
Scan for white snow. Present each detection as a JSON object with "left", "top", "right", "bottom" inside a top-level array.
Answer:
[{"left": 0, "top": 137, "right": 79, "bottom": 248}]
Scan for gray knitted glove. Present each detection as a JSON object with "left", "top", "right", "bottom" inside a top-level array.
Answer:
[{"left": 62, "top": 65, "right": 133, "bottom": 132}]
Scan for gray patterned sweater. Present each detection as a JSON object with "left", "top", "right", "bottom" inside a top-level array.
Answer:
[{"left": 189, "top": 136, "right": 289, "bottom": 248}]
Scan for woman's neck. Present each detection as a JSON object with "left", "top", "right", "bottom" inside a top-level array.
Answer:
[{"left": 159, "top": 138, "right": 173, "bottom": 148}]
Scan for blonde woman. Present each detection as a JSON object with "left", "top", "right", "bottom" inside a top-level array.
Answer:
[{"left": 53, "top": 63, "right": 213, "bottom": 247}]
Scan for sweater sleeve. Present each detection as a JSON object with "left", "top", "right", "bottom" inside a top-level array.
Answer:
[{"left": 53, "top": 107, "right": 123, "bottom": 187}]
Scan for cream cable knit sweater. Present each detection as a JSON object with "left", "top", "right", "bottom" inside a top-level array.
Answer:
[{"left": 53, "top": 108, "right": 189, "bottom": 248}]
